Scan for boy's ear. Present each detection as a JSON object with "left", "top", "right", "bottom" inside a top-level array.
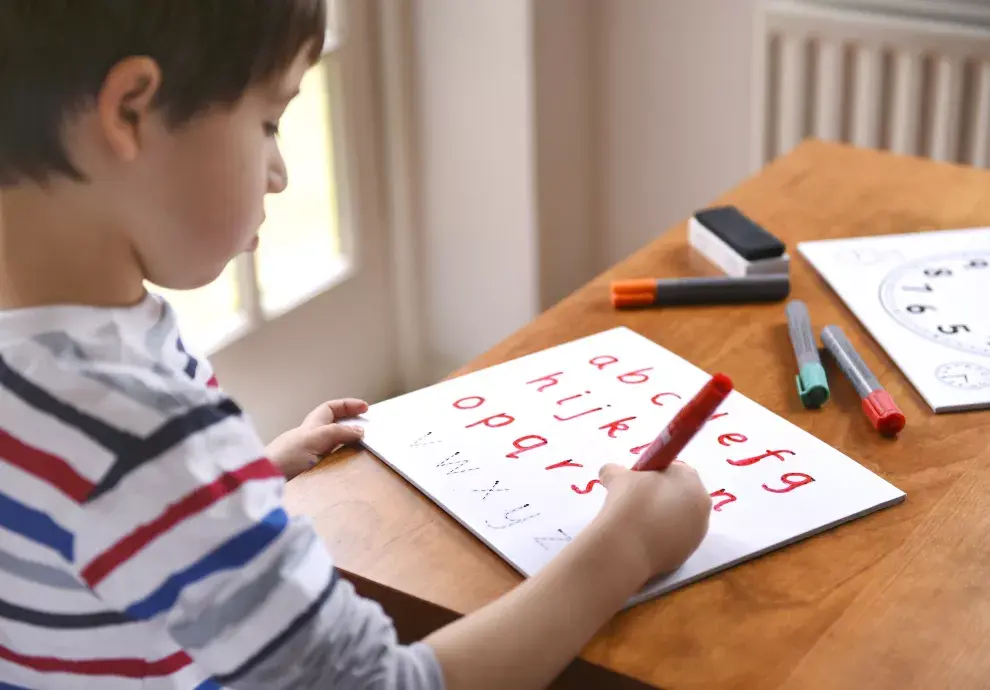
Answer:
[{"left": 97, "top": 56, "right": 162, "bottom": 162}]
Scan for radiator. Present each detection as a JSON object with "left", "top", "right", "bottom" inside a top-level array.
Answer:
[{"left": 762, "top": 0, "right": 990, "bottom": 167}]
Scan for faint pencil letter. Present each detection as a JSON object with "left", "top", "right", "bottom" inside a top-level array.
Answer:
[
  {"left": 437, "top": 451, "right": 478, "bottom": 475},
  {"left": 534, "top": 529, "right": 572, "bottom": 550},
  {"left": 474, "top": 480, "right": 508, "bottom": 500},
  {"left": 486, "top": 504, "right": 540, "bottom": 529},
  {"left": 410, "top": 431, "right": 441, "bottom": 448}
]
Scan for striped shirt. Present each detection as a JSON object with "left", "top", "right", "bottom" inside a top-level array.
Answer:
[{"left": 0, "top": 294, "right": 444, "bottom": 689}]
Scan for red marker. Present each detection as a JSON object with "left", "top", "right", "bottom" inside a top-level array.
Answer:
[{"left": 632, "top": 373, "right": 733, "bottom": 472}]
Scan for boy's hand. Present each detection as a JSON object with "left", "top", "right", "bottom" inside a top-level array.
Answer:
[
  {"left": 266, "top": 398, "right": 368, "bottom": 479},
  {"left": 596, "top": 460, "right": 712, "bottom": 580}
]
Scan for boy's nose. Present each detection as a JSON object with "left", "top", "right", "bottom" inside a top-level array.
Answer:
[{"left": 268, "top": 154, "right": 288, "bottom": 194}]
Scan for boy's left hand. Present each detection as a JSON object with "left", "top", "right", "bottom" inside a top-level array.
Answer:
[{"left": 266, "top": 398, "right": 368, "bottom": 479}]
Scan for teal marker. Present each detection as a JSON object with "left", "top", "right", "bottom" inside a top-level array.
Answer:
[{"left": 785, "top": 300, "right": 830, "bottom": 408}]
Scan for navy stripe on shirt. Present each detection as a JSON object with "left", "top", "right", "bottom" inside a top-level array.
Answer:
[
  {"left": 0, "top": 355, "right": 243, "bottom": 503},
  {"left": 0, "top": 355, "right": 138, "bottom": 460},
  {"left": 87, "top": 398, "right": 243, "bottom": 501},
  {"left": 0, "top": 597, "right": 130, "bottom": 629}
]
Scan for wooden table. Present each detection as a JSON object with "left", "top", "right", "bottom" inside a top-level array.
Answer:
[{"left": 285, "top": 140, "right": 990, "bottom": 689}]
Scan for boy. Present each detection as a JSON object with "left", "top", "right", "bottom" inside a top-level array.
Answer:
[{"left": 0, "top": 2, "right": 712, "bottom": 688}]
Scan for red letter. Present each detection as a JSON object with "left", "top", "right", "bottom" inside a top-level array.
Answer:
[
  {"left": 556, "top": 391, "right": 591, "bottom": 405},
  {"left": 598, "top": 416, "right": 636, "bottom": 439},
  {"left": 571, "top": 479, "right": 603, "bottom": 495},
  {"left": 711, "top": 488, "right": 737, "bottom": 511},
  {"left": 763, "top": 473, "right": 815, "bottom": 494},
  {"left": 709, "top": 412, "right": 729, "bottom": 421},
  {"left": 526, "top": 372, "right": 564, "bottom": 393},
  {"left": 465, "top": 413, "right": 515, "bottom": 429},
  {"left": 727, "top": 449, "right": 795, "bottom": 467},
  {"left": 553, "top": 406, "right": 605, "bottom": 421},
  {"left": 545, "top": 459, "right": 583, "bottom": 471},
  {"left": 590, "top": 355, "right": 618, "bottom": 370},
  {"left": 630, "top": 443, "right": 649, "bottom": 455},
  {"left": 618, "top": 367, "right": 653, "bottom": 384},
  {"left": 718, "top": 433, "right": 748, "bottom": 447},
  {"left": 507, "top": 435, "right": 548, "bottom": 459},
  {"left": 454, "top": 396, "right": 485, "bottom": 410},
  {"left": 651, "top": 392, "right": 681, "bottom": 406}
]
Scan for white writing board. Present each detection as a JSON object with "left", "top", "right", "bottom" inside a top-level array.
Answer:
[{"left": 352, "top": 327, "right": 905, "bottom": 606}]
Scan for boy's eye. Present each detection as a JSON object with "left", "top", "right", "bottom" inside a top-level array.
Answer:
[{"left": 264, "top": 121, "right": 280, "bottom": 137}]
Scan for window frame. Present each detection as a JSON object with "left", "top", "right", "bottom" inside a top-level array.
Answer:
[{"left": 161, "top": 0, "right": 369, "bottom": 356}]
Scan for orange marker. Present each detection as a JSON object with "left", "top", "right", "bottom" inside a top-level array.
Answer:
[{"left": 611, "top": 275, "right": 790, "bottom": 308}]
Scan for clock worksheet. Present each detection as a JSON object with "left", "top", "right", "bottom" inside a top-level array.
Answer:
[{"left": 798, "top": 228, "right": 990, "bottom": 413}]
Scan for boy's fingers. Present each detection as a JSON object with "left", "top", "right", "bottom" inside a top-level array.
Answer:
[
  {"left": 325, "top": 398, "right": 369, "bottom": 422},
  {"left": 305, "top": 423, "right": 365, "bottom": 453},
  {"left": 598, "top": 463, "right": 624, "bottom": 486},
  {"left": 304, "top": 398, "right": 369, "bottom": 427}
]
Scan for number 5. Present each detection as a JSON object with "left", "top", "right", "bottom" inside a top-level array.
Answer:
[{"left": 938, "top": 324, "right": 970, "bottom": 335}]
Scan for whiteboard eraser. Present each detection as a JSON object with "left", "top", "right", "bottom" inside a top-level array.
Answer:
[{"left": 689, "top": 206, "right": 789, "bottom": 277}]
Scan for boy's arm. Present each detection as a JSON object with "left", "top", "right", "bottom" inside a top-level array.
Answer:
[
  {"left": 424, "top": 512, "right": 648, "bottom": 690},
  {"left": 75, "top": 391, "right": 444, "bottom": 690},
  {"left": 77, "top": 385, "right": 706, "bottom": 690}
]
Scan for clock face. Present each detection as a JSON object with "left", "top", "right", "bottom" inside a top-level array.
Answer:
[
  {"left": 935, "top": 362, "right": 990, "bottom": 389},
  {"left": 879, "top": 252, "right": 990, "bottom": 357}
]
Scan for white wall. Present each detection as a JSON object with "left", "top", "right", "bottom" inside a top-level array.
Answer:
[
  {"left": 413, "top": 0, "right": 540, "bottom": 381},
  {"left": 533, "top": 0, "right": 602, "bottom": 308},
  {"left": 598, "top": 0, "right": 761, "bottom": 265},
  {"left": 399, "top": 0, "right": 762, "bottom": 382}
]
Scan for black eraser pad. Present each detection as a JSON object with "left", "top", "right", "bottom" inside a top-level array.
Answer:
[{"left": 693, "top": 206, "right": 785, "bottom": 260}]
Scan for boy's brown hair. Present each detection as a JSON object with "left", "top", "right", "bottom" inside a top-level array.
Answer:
[{"left": 0, "top": 0, "right": 326, "bottom": 187}]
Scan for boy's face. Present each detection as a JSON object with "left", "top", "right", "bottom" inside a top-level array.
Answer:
[{"left": 110, "top": 43, "right": 314, "bottom": 290}]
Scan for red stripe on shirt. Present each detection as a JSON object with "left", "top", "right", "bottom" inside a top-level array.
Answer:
[
  {"left": 81, "top": 458, "right": 281, "bottom": 587},
  {"left": 0, "top": 428, "right": 94, "bottom": 502},
  {"left": 0, "top": 644, "right": 190, "bottom": 678}
]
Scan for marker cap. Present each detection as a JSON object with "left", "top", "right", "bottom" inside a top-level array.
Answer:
[
  {"left": 795, "top": 362, "right": 830, "bottom": 408},
  {"left": 862, "top": 390, "right": 906, "bottom": 436}
]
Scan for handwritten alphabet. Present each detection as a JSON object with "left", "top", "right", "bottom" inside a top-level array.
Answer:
[
  {"left": 507, "top": 435, "right": 549, "bottom": 459},
  {"left": 571, "top": 479, "right": 603, "bottom": 495},
  {"left": 410, "top": 431, "right": 440, "bottom": 448},
  {"left": 617, "top": 367, "right": 653, "bottom": 384},
  {"left": 534, "top": 529, "right": 572, "bottom": 551},
  {"left": 710, "top": 489, "right": 738, "bottom": 512},
  {"left": 486, "top": 504, "right": 541, "bottom": 529},
  {"left": 437, "top": 452, "right": 478, "bottom": 475},
  {"left": 466, "top": 412, "right": 515, "bottom": 429},
  {"left": 589, "top": 355, "right": 618, "bottom": 370},
  {"left": 554, "top": 405, "right": 608, "bottom": 422},
  {"left": 763, "top": 473, "right": 815, "bottom": 494},
  {"left": 718, "top": 433, "right": 748, "bottom": 447},
  {"left": 474, "top": 481, "right": 508, "bottom": 500},
  {"left": 446, "top": 354, "right": 821, "bottom": 521},
  {"left": 527, "top": 372, "right": 564, "bottom": 393},
  {"left": 727, "top": 449, "right": 796, "bottom": 467},
  {"left": 545, "top": 459, "right": 583, "bottom": 471},
  {"left": 598, "top": 416, "right": 636, "bottom": 439},
  {"left": 357, "top": 329, "right": 897, "bottom": 593},
  {"left": 651, "top": 392, "right": 681, "bottom": 406}
]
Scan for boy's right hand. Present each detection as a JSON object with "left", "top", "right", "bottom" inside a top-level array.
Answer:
[{"left": 596, "top": 461, "right": 712, "bottom": 581}]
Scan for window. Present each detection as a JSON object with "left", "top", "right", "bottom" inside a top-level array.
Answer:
[{"left": 149, "top": 7, "right": 349, "bottom": 355}]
